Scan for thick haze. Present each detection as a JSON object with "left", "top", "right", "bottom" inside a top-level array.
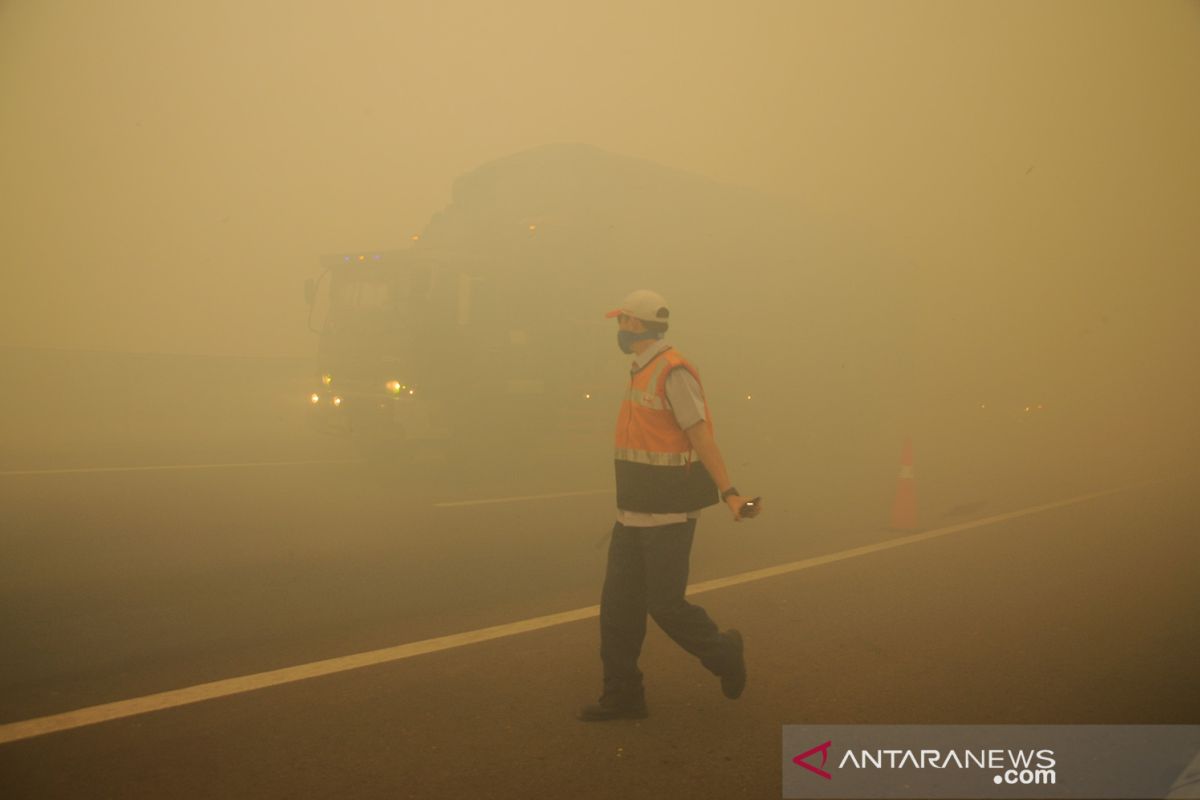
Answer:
[
  {"left": 1, "top": 0, "right": 1197, "bottom": 398},
  {"left": 1, "top": 8, "right": 1198, "bottom": 780}
]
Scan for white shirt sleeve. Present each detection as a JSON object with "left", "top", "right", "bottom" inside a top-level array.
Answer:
[{"left": 663, "top": 367, "right": 707, "bottom": 431}]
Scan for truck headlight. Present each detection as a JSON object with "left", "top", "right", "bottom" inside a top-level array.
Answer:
[
  {"left": 332, "top": 395, "right": 343, "bottom": 408},
  {"left": 385, "top": 380, "right": 415, "bottom": 397},
  {"left": 309, "top": 393, "right": 320, "bottom": 405}
]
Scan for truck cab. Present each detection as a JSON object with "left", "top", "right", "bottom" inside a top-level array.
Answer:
[{"left": 304, "top": 248, "right": 613, "bottom": 457}]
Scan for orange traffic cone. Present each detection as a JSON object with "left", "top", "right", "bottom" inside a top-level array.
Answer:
[{"left": 889, "top": 438, "right": 918, "bottom": 530}]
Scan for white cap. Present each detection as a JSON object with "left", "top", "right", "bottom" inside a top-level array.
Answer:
[{"left": 604, "top": 289, "right": 670, "bottom": 324}]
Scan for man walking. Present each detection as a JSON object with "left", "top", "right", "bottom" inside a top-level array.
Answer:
[{"left": 579, "top": 289, "right": 761, "bottom": 722}]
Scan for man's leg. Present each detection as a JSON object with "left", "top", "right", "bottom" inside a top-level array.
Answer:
[
  {"left": 598, "top": 522, "right": 648, "bottom": 702},
  {"left": 643, "top": 519, "right": 743, "bottom": 687}
]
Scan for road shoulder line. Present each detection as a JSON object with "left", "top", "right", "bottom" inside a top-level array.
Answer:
[{"left": 0, "top": 459, "right": 355, "bottom": 477}]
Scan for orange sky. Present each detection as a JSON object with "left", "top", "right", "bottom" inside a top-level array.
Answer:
[{"left": 1, "top": 0, "right": 1197, "bottom": 362}]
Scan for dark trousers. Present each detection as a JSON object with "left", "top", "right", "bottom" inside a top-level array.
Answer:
[{"left": 599, "top": 519, "right": 733, "bottom": 697}]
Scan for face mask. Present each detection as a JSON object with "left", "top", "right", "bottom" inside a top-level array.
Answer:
[{"left": 617, "top": 329, "right": 660, "bottom": 354}]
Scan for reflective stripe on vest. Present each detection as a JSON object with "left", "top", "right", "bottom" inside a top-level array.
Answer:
[
  {"left": 627, "top": 388, "right": 665, "bottom": 410},
  {"left": 614, "top": 447, "right": 701, "bottom": 467}
]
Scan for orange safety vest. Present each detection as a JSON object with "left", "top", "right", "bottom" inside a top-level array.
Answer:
[{"left": 614, "top": 346, "right": 719, "bottom": 514}]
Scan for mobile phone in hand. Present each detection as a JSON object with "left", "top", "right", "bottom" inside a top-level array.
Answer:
[{"left": 740, "top": 497, "right": 762, "bottom": 517}]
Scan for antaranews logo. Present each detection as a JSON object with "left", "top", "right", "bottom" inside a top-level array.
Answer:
[
  {"left": 791, "top": 740, "right": 1057, "bottom": 786},
  {"left": 784, "top": 724, "right": 1200, "bottom": 800},
  {"left": 792, "top": 741, "right": 833, "bottom": 780}
]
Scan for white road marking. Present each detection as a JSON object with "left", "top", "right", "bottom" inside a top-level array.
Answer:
[
  {"left": 0, "top": 485, "right": 1128, "bottom": 745},
  {"left": 434, "top": 489, "right": 611, "bottom": 507},
  {"left": 685, "top": 487, "right": 1121, "bottom": 594},
  {"left": 0, "top": 605, "right": 601, "bottom": 746},
  {"left": 0, "top": 459, "right": 356, "bottom": 478}
]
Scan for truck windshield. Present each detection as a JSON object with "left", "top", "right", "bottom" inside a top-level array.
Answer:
[{"left": 330, "top": 266, "right": 434, "bottom": 334}]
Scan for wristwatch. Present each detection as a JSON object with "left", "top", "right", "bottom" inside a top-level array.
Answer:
[{"left": 720, "top": 486, "right": 740, "bottom": 502}]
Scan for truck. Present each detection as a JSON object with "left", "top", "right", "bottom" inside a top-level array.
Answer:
[
  {"left": 303, "top": 143, "right": 916, "bottom": 465},
  {"left": 303, "top": 245, "right": 618, "bottom": 459}
]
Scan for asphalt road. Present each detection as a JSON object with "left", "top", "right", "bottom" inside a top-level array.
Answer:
[{"left": 0, "top": 433, "right": 1197, "bottom": 798}]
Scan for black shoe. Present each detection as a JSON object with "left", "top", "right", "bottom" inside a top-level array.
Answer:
[
  {"left": 578, "top": 694, "right": 648, "bottom": 722},
  {"left": 720, "top": 629, "right": 746, "bottom": 700}
]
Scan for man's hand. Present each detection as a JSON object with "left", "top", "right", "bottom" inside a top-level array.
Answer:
[
  {"left": 725, "top": 494, "right": 762, "bottom": 522},
  {"left": 683, "top": 422, "right": 761, "bottom": 523}
]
